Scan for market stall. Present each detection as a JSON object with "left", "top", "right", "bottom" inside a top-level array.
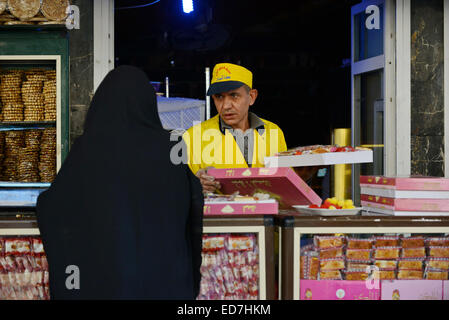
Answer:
[{"left": 278, "top": 213, "right": 449, "bottom": 300}]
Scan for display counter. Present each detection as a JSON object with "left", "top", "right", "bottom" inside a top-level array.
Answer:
[
  {"left": 201, "top": 214, "right": 276, "bottom": 300},
  {"left": 278, "top": 212, "right": 449, "bottom": 300}
]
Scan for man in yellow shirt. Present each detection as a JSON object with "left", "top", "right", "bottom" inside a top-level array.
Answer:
[{"left": 183, "top": 63, "right": 287, "bottom": 192}]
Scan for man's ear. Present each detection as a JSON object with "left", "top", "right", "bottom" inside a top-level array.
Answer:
[{"left": 249, "top": 89, "right": 258, "bottom": 106}]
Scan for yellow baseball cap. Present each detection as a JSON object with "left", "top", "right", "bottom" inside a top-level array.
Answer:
[{"left": 207, "top": 63, "right": 252, "bottom": 96}]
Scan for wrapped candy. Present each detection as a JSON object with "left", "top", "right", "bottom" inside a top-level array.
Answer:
[
  {"left": 319, "top": 246, "right": 344, "bottom": 259},
  {"left": 428, "top": 246, "right": 449, "bottom": 258},
  {"left": 345, "top": 270, "right": 370, "bottom": 281},
  {"left": 372, "top": 270, "right": 396, "bottom": 280},
  {"left": 300, "top": 255, "right": 319, "bottom": 280},
  {"left": 374, "top": 260, "right": 398, "bottom": 270},
  {"left": 319, "top": 270, "right": 342, "bottom": 280},
  {"left": 425, "top": 237, "right": 449, "bottom": 247},
  {"left": 425, "top": 258, "right": 449, "bottom": 271},
  {"left": 346, "top": 238, "right": 373, "bottom": 249},
  {"left": 347, "top": 260, "right": 371, "bottom": 271},
  {"left": 401, "top": 247, "right": 426, "bottom": 259},
  {"left": 314, "top": 236, "right": 344, "bottom": 249},
  {"left": 202, "top": 236, "right": 226, "bottom": 252},
  {"left": 374, "top": 247, "right": 401, "bottom": 260},
  {"left": 401, "top": 236, "right": 425, "bottom": 248},
  {"left": 319, "top": 258, "right": 345, "bottom": 271},
  {"left": 346, "top": 249, "right": 372, "bottom": 261},
  {"left": 424, "top": 269, "right": 448, "bottom": 280},
  {"left": 398, "top": 258, "right": 424, "bottom": 270},
  {"left": 397, "top": 270, "right": 423, "bottom": 280},
  {"left": 374, "top": 236, "right": 400, "bottom": 247}
]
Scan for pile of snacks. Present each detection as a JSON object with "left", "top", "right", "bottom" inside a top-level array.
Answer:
[
  {"left": 0, "top": 68, "right": 56, "bottom": 122},
  {"left": 276, "top": 145, "right": 371, "bottom": 156},
  {"left": 309, "top": 197, "right": 356, "bottom": 210},
  {"left": 0, "top": 129, "right": 56, "bottom": 183},
  {"left": 0, "top": 0, "right": 69, "bottom": 25},
  {"left": 198, "top": 234, "right": 259, "bottom": 300},
  {"left": 0, "top": 236, "right": 49, "bottom": 300},
  {"left": 39, "top": 127, "right": 56, "bottom": 182},
  {"left": 0, "top": 71, "right": 23, "bottom": 122},
  {"left": 300, "top": 234, "right": 449, "bottom": 281}
]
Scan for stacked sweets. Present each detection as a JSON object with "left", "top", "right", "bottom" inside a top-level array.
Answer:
[
  {"left": 198, "top": 234, "right": 259, "bottom": 300},
  {"left": 0, "top": 70, "right": 24, "bottom": 122},
  {"left": 360, "top": 176, "right": 449, "bottom": 216},
  {"left": 300, "top": 234, "right": 449, "bottom": 280}
]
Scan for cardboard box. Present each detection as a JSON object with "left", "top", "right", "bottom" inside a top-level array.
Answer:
[
  {"left": 360, "top": 195, "right": 449, "bottom": 212},
  {"left": 443, "top": 281, "right": 449, "bottom": 300},
  {"left": 203, "top": 199, "right": 278, "bottom": 215},
  {"left": 360, "top": 176, "right": 449, "bottom": 191},
  {"left": 208, "top": 167, "right": 322, "bottom": 209},
  {"left": 381, "top": 280, "right": 443, "bottom": 300},
  {"left": 264, "top": 150, "right": 373, "bottom": 168},
  {"left": 360, "top": 186, "right": 449, "bottom": 199},
  {"left": 300, "top": 280, "right": 380, "bottom": 300}
]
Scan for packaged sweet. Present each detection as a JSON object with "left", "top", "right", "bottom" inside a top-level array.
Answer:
[
  {"left": 300, "top": 256, "right": 319, "bottom": 279},
  {"left": 397, "top": 270, "right": 423, "bottom": 280},
  {"left": 374, "top": 247, "right": 401, "bottom": 260},
  {"left": 314, "top": 236, "right": 344, "bottom": 249},
  {"left": 428, "top": 246, "right": 449, "bottom": 258},
  {"left": 202, "top": 236, "right": 226, "bottom": 252},
  {"left": 374, "top": 260, "right": 398, "bottom": 270},
  {"left": 346, "top": 238, "right": 373, "bottom": 249},
  {"left": 227, "top": 236, "right": 254, "bottom": 252},
  {"left": 4, "top": 238, "right": 31, "bottom": 256},
  {"left": 425, "top": 237, "right": 449, "bottom": 247},
  {"left": 346, "top": 261, "right": 371, "bottom": 270},
  {"left": 374, "top": 236, "right": 400, "bottom": 247},
  {"left": 346, "top": 248, "right": 372, "bottom": 261},
  {"left": 319, "top": 270, "right": 342, "bottom": 280},
  {"left": 401, "top": 247, "right": 426, "bottom": 259},
  {"left": 372, "top": 270, "right": 396, "bottom": 280},
  {"left": 319, "top": 246, "right": 344, "bottom": 259},
  {"left": 398, "top": 258, "right": 424, "bottom": 270},
  {"left": 345, "top": 269, "right": 369, "bottom": 281},
  {"left": 319, "top": 258, "right": 346, "bottom": 271},
  {"left": 31, "top": 238, "right": 44, "bottom": 256},
  {"left": 424, "top": 269, "right": 449, "bottom": 280},
  {"left": 401, "top": 236, "right": 425, "bottom": 248},
  {"left": 425, "top": 258, "right": 449, "bottom": 270}
]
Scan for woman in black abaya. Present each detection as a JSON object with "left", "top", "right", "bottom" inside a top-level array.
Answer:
[{"left": 36, "top": 66, "right": 203, "bottom": 299}]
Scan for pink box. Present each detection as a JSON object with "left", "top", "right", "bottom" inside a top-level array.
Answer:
[
  {"left": 361, "top": 194, "right": 449, "bottom": 212},
  {"left": 360, "top": 176, "right": 449, "bottom": 191},
  {"left": 381, "top": 280, "right": 443, "bottom": 300},
  {"left": 300, "top": 280, "right": 380, "bottom": 300},
  {"left": 203, "top": 200, "right": 278, "bottom": 215},
  {"left": 208, "top": 167, "right": 322, "bottom": 209},
  {"left": 444, "top": 281, "right": 449, "bottom": 300}
]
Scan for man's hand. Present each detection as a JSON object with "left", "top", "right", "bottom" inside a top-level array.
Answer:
[
  {"left": 294, "top": 166, "right": 325, "bottom": 182},
  {"left": 196, "top": 167, "right": 221, "bottom": 193}
]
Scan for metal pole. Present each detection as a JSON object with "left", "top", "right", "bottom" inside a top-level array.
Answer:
[
  {"left": 205, "top": 67, "right": 210, "bottom": 120},
  {"left": 165, "top": 76, "right": 169, "bottom": 98}
]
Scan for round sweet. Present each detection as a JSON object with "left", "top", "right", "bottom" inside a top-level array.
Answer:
[
  {"left": 41, "top": 0, "right": 69, "bottom": 21},
  {"left": 8, "top": 0, "right": 41, "bottom": 20}
]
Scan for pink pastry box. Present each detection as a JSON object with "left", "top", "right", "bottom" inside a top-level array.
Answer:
[
  {"left": 208, "top": 167, "right": 322, "bottom": 209},
  {"left": 361, "top": 194, "right": 449, "bottom": 212},
  {"left": 360, "top": 176, "right": 449, "bottom": 191},
  {"left": 203, "top": 199, "right": 278, "bottom": 215},
  {"left": 381, "top": 280, "right": 443, "bottom": 300},
  {"left": 300, "top": 280, "right": 380, "bottom": 300}
]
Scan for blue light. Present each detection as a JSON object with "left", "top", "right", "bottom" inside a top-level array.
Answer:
[{"left": 182, "top": 0, "right": 194, "bottom": 13}]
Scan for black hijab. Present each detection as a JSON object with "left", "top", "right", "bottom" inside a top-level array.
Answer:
[{"left": 36, "top": 65, "right": 203, "bottom": 299}]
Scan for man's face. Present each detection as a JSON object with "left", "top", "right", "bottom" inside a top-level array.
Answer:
[{"left": 212, "top": 85, "right": 258, "bottom": 130}]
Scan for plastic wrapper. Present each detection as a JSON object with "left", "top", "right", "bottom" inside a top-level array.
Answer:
[
  {"left": 374, "top": 246, "right": 401, "bottom": 260},
  {"left": 372, "top": 270, "right": 396, "bottom": 280},
  {"left": 428, "top": 246, "right": 449, "bottom": 258},
  {"left": 424, "top": 269, "right": 449, "bottom": 280},
  {"left": 401, "top": 247, "right": 426, "bottom": 259},
  {"left": 345, "top": 269, "right": 369, "bottom": 281},
  {"left": 346, "top": 238, "right": 373, "bottom": 249},
  {"left": 319, "top": 258, "right": 345, "bottom": 271},
  {"left": 397, "top": 270, "right": 423, "bottom": 280},
  {"left": 4, "top": 238, "right": 31, "bottom": 256},
  {"left": 425, "top": 237, "right": 449, "bottom": 247},
  {"left": 401, "top": 236, "right": 425, "bottom": 248},
  {"left": 300, "top": 255, "right": 319, "bottom": 280},
  {"left": 347, "top": 260, "right": 371, "bottom": 270},
  {"left": 374, "top": 236, "right": 400, "bottom": 247},
  {"left": 31, "top": 238, "right": 44, "bottom": 257},
  {"left": 346, "top": 248, "right": 372, "bottom": 261},
  {"left": 202, "top": 236, "right": 226, "bottom": 252},
  {"left": 398, "top": 258, "right": 424, "bottom": 270},
  {"left": 314, "top": 236, "right": 344, "bottom": 249},
  {"left": 319, "top": 270, "right": 342, "bottom": 280},
  {"left": 374, "top": 260, "right": 398, "bottom": 270},
  {"left": 425, "top": 258, "right": 449, "bottom": 271},
  {"left": 319, "top": 246, "right": 344, "bottom": 259}
]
